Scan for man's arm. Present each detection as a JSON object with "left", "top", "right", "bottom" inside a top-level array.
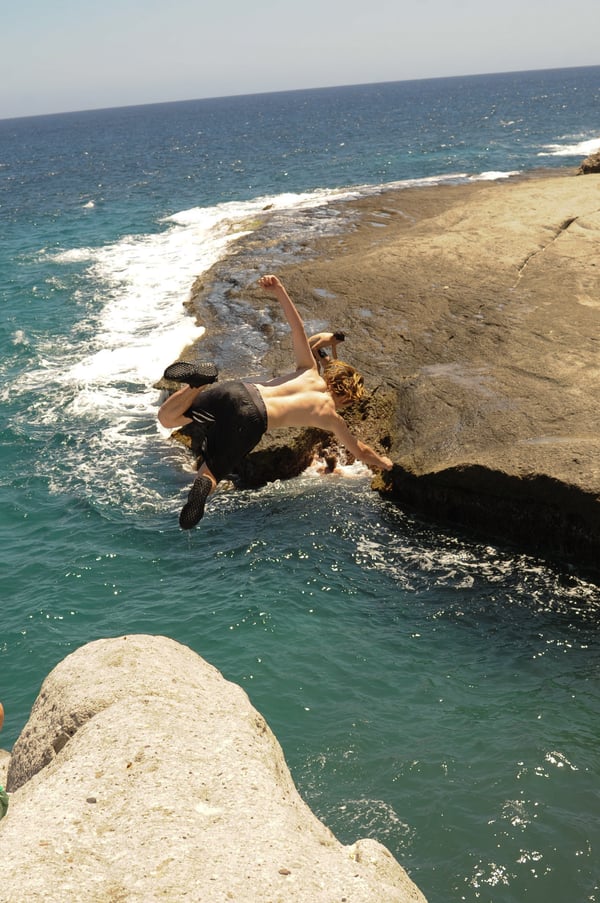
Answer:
[
  {"left": 259, "top": 275, "right": 315, "bottom": 371},
  {"left": 323, "top": 410, "right": 393, "bottom": 471},
  {"left": 308, "top": 333, "right": 331, "bottom": 352}
]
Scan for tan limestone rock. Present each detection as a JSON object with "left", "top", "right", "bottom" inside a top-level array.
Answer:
[{"left": 0, "top": 635, "right": 426, "bottom": 903}]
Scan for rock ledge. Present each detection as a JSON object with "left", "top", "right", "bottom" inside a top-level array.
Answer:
[{"left": 178, "top": 170, "right": 600, "bottom": 576}]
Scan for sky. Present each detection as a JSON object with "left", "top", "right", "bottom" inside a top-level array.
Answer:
[{"left": 2, "top": 0, "right": 599, "bottom": 120}]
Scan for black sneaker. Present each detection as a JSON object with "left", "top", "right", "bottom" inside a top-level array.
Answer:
[
  {"left": 179, "top": 474, "right": 213, "bottom": 529},
  {"left": 163, "top": 361, "right": 218, "bottom": 388}
]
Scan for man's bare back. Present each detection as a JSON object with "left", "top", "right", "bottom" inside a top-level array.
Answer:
[{"left": 247, "top": 367, "right": 333, "bottom": 428}]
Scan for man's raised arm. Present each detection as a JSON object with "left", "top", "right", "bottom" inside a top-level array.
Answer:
[{"left": 258, "top": 275, "right": 316, "bottom": 371}]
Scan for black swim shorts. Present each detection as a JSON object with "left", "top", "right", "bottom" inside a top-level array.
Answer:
[{"left": 184, "top": 380, "right": 268, "bottom": 483}]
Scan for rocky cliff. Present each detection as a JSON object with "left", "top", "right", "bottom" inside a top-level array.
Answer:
[{"left": 170, "top": 169, "right": 600, "bottom": 576}]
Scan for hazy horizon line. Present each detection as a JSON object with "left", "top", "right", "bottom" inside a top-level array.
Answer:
[{"left": 2, "top": 62, "right": 599, "bottom": 125}]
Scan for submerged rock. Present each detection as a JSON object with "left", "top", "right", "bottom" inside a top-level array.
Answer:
[{"left": 1, "top": 635, "right": 426, "bottom": 903}]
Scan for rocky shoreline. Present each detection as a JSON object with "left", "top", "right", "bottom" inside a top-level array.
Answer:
[{"left": 166, "top": 167, "right": 600, "bottom": 578}]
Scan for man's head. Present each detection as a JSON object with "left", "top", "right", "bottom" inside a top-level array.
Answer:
[
  {"left": 333, "top": 331, "right": 346, "bottom": 342},
  {"left": 322, "top": 360, "right": 365, "bottom": 406}
]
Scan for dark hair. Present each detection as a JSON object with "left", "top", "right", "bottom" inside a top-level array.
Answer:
[{"left": 333, "top": 331, "right": 346, "bottom": 342}]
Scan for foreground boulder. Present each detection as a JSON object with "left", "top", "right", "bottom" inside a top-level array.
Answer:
[{"left": 1, "top": 635, "right": 426, "bottom": 903}]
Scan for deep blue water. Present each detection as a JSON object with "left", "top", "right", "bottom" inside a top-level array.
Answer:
[{"left": 1, "top": 67, "right": 600, "bottom": 902}]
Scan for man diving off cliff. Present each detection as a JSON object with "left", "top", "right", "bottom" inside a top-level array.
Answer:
[{"left": 158, "top": 275, "right": 393, "bottom": 529}]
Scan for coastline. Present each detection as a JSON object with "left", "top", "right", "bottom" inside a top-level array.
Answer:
[{"left": 186, "top": 166, "right": 600, "bottom": 574}]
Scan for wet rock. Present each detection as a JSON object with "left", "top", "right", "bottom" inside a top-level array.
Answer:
[{"left": 578, "top": 150, "right": 600, "bottom": 174}]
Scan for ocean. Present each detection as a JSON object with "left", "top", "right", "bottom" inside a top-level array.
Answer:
[{"left": 1, "top": 66, "right": 600, "bottom": 901}]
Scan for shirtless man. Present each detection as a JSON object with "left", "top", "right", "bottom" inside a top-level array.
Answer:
[
  {"left": 308, "top": 330, "right": 346, "bottom": 372},
  {"left": 158, "top": 275, "right": 393, "bottom": 529}
]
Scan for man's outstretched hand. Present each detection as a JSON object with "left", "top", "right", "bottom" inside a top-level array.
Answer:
[{"left": 258, "top": 274, "right": 284, "bottom": 292}]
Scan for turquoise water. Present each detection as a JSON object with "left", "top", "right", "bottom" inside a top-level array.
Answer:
[{"left": 2, "top": 68, "right": 600, "bottom": 902}]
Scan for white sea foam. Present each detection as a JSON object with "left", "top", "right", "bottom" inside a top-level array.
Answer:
[
  {"left": 17, "top": 188, "right": 364, "bottom": 512},
  {"left": 12, "top": 329, "right": 29, "bottom": 346},
  {"left": 164, "top": 188, "right": 354, "bottom": 229},
  {"left": 384, "top": 170, "right": 522, "bottom": 191},
  {"left": 53, "top": 247, "right": 95, "bottom": 263},
  {"left": 538, "top": 135, "right": 600, "bottom": 157},
  {"left": 303, "top": 455, "right": 370, "bottom": 479},
  {"left": 474, "top": 171, "right": 521, "bottom": 181},
  {"left": 43, "top": 189, "right": 352, "bottom": 408}
]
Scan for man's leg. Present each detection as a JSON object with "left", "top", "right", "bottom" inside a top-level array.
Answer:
[
  {"left": 158, "top": 363, "right": 217, "bottom": 429},
  {"left": 179, "top": 463, "right": 217, "bottom": 530}
]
